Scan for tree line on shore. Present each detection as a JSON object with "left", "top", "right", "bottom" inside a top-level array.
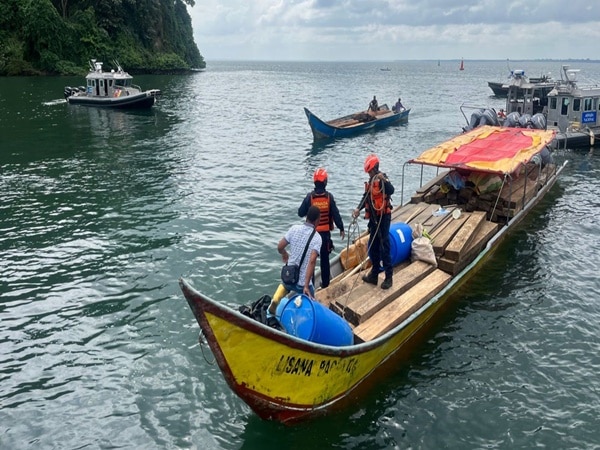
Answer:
[{"left": 0, "top": 0, "right": 205, "bottom": 76}]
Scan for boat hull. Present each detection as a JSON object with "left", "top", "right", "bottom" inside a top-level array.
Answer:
[
  {"left": 180, "top": 276, "right": 448, "bottom": 423},
  {"left": 179, "top": 159, "right": 562, "bottom": 424},
  {"left": 488, "top": 82, "right": 555, "bottom": 98},
  {"left": 552, "top": 128, "right": 599, "bottom": 149},
  {"left": 180, "top": 162, "right": 567, "bottom": 423},
  {"left": 487, "top": 81, "right": 508, "bottom": 97},
  {"left": 304, "top": 107, "right": 410, "bottom": 140},
  {"left": 66, "top": 91, "right": 159, "bottom": 109}
]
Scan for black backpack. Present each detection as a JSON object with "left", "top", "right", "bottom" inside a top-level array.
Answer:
[{"left": 238, "top": 295, "right": 283, "bottom": 330}]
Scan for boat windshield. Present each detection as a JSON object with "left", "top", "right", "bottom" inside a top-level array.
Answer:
[{"left": 115, "top": 79, "right": 132, "bottom": 87}]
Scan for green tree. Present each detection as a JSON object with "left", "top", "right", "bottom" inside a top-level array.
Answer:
[
  {"left": 22, "top": 0, "right": 66, "bottom": 71},
  {"left": 0, "top": 0, "right": 205, "bottom": 75}
]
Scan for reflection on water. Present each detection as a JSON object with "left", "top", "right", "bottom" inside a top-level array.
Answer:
[
  {"left": 66, "top": 105, "right": 162, "bottom": 145},
  {"left": 42, "top": 98, "right": 67, "bottom": 106}
]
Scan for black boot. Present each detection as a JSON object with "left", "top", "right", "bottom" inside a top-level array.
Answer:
[
  {"left": 362, "top": 272, "right": 378, "bottom": 285},
  {"left": 381, "top": 277, "right": 393, "bottom": 290}
]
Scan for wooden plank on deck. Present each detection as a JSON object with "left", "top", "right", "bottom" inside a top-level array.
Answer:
[
  {"left": 392, "top": 202, "right": 430, "bottom": 223},
  {"left": 432, "top": 213, "right": 469, "bottom": 256},
  {"left": 353, "top": 269, "right": 452, "bottom": 343},
  {"left": 443, "top": 211, "right": 487, "bottom": 261},
  {"left": 416, "top": 170, "right": 449, "bottom": 194},
  {"left": 409, "top": 205, "right": 441, "bottom": 226},
  {"left": 339, "top": 261, "right": 436, "bottom": 326},
  {"left": 438, "top": 220, "right": 499, "bottom": 275}
]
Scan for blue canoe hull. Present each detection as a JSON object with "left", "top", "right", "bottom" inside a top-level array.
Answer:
[{"left": 304, "top": 106, "right": 410, "bottom": 140}]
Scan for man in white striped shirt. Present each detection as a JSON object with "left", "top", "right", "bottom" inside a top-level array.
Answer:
[{"left": 277, "top": 205, "right": 322, "bottom": 298}]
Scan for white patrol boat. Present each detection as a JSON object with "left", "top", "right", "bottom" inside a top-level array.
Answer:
[{"left": 64, "top": 60, "right": 161, "bottom": 109}]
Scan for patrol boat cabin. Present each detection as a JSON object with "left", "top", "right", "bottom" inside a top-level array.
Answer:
[
  {"left": 503, "top": 65, "right": 600, "bottom": 148},
  {"left": 545, "top": 66, "right": 600, "bottom": 148}
]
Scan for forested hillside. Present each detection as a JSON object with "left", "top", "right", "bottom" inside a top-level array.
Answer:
[{"left": 0, "top": 0, "right": 205, "bottom": 75}]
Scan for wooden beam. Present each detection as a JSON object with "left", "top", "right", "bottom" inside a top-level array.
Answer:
[
  {"left": 432, "top": 213, "right": 469, "bottom": 256},
  {"left": 438, "top": 220, "right": 499, "bottom": 275},
  {"left": 353, "top": 269, "right": 452, "bottom": 342},
  {"left": 443, "top": 211, "right": 487, "bottom": 261},
  {"left": 339, "top": 261, "right": 435, "bottom": 326}
]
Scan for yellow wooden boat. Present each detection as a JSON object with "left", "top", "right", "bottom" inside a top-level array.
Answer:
[{"left": 179, "top": 126, "right": 567, "bottom": 424}]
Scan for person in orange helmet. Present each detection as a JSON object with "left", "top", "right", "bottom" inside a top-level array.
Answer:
[
  {"left": 298, "top": 168, "right": 345, "bottom": 288},
  {"left": 352, "top": 153, "right": 395, "bottom": 290}
]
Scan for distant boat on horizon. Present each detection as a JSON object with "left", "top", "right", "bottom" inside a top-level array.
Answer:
[
  {"left": 380, "top": 67, "right": 391, "bottom": 71},
  {"left": 460, "top": 58, "right": 464, "bottom": 71}
]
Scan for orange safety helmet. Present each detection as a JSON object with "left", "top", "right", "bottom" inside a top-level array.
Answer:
[
  {"left": 313, "top": 167, "right": 328, "bottom": 183},
  {"left": 364, "top": 153, "right": 379, "bottom": 173}
]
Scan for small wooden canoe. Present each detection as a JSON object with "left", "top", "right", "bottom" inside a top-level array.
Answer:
[{"left": 304, "top": 104, "right": 410, "bottom": 140}]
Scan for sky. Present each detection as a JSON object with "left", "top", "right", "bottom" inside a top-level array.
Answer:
[{"left": 188, "top": 0, "right": 600, "bottom": 61}]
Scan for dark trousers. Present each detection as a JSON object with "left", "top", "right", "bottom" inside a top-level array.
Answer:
[
  {"left": 318, "top": 231, "right": 332, "bottom": 288},
  {"left": 368, "top": 213, "right": 392, "bottom": 279}
]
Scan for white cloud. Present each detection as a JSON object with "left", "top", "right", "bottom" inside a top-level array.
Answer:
[{"left": 189, "top": 0, "right": 600, "bottom": 61}]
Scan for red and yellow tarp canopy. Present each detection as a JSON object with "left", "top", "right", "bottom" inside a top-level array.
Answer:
[{"left": 409, "top": 126, "right": 556, "bottom": 175}]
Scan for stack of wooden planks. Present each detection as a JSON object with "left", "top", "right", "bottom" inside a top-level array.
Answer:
[
  {"left": 329, "top": 118, "right": 360, "bottom": 128},
  {"left": 410, "top": 165, "right": 556, "bottom": 221},
  {"left": 471, "top": 164, "right": 556, "bottom": 221},
  {"left": 435, "top": 211, "right": 499, "bottom": 275}
]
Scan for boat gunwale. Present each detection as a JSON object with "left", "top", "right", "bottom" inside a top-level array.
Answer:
[{"left": 181, "top": 278, "right": 396, "bottom": 356}]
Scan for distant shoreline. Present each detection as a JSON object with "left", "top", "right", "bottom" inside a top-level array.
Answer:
[{"left": 199, "top": 58, "right": 600, "bottom": 64}]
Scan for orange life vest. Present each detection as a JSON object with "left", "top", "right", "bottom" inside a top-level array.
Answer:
[
  {"left": 310, "top": 192, "right": 332, "bottom": 232},
  {"left": 364, "top": 176, "right": 392, "bottom": 219}
]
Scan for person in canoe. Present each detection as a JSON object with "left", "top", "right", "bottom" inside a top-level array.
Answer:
[
  {"left": 298, "top": 168, "right": 346, "bottom": 288},
  {"left": 368, "top": 96, "right": 379, "bottom": 113},
  {"left": 392, "top": 98, "right": 404, "bottom": 113},
  {"left": 277, "top": 205, "right": 323, "bottom": 298},
  {"left": 352, "top": 153, "right": 395, "bottom": 290}
]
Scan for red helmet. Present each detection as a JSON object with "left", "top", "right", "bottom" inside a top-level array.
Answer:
[
  {"left": 313, "top": 167, "right": 328, "bottom": 183},
  {"left": 364, "top": 154, "right": 379, "bottom": 173}
]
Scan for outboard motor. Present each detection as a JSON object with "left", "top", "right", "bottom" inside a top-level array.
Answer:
[
  {"left": 531, "top": 146, "right": 553, "bottom": 167},
  {"left": 518, "top": 113, "right": 532, "bottom": 128},
  {"left": 64, "top": 86, "right": 75, "bottom": 99},
  {"left": 540, "top": 146, "right": 553, "bottom": 165},
  {"left": 504, "top": 111, "right": 520, "bottom": 128},
  {"left": 468, "top": 109, "right": 484, "bottom": 130},
  {"left": 530, "top": 113, "right": 547, "bottom": 130},
  {"left": 480, "top": 108, "right": 500, "bottom": 127}
]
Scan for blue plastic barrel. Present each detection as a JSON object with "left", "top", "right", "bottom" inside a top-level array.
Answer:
[
  {"left": 277, "top": 294, "right": 353, "bottom": 346},
  {"left": 389, "top": 222, "right": 413, "bottom": 266}
]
